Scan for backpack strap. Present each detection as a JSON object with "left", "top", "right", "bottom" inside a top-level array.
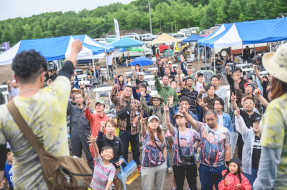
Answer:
[{"left": 6, "top": 101, "right": 44, "bottom": 154}]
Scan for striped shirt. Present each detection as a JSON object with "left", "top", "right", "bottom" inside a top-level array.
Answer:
[
  {"left": 91, "top": 156, "right": 116, "bottom": 190},
  {"left": 180, "top": 87, "right": 198, "bottom": 114}
]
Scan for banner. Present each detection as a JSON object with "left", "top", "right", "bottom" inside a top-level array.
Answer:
[
  {"left": 114, "top": 18, "right": 120, "bottom": 41},
  {"left": 3, "top": 42, "right": 9, "bottom": 51}
]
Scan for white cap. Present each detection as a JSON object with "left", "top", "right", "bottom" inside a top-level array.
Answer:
[
  {"left": 139, "top": 72, "right": 145, "bottom": 76},
  {"left": 148, "top": 115, "right": 160, "bottom": 123},
  {"left": 168, "top": 61, "right": 172, "bottom": 64}
]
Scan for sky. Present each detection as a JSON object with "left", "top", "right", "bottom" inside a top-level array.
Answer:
[{"left": 0, "top": 0, "right": 133, "bottom": 21}]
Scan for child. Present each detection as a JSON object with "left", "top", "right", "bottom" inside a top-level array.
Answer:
[
  {"left": 96, "top": 120, "right": 124, "bottom": 190},
  {"left": 87, "top": 134, "right": 116, "bottom": 190},
  {"left": 126, "top": 76, "right": 132, "bottom": 86},
  {"left": 171, "top": 81, "right": 181, "bottom": 99},
  {"left": 194, "top": 72, "right": 206, "bottom": 93},
  {"left": 0, "top": 149, "right": 13, "bottom": 190},
  {"left": 218, "top": 158, "right": 251, "bottom": 190}
]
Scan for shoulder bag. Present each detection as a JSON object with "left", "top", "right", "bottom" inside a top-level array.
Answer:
[
  {"left": 117, "top": 99, "right": 131, "bottom": 119},
  {"left": 7, "top": 101, "right": 92, "bottom": 190},
  {"left": 177, "top": 130, "right": 196, "bottom": 167}
]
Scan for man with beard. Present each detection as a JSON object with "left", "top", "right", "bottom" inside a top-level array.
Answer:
[
  {"left": 111, "top": 85, "right": 143, "bottom": 171},
  {"left": 70, "top": 84, "right": 85, "bottom": 105},
  {"left": 164, "top": 67, "right": 175, "bottom": 81},
  {"left": 154, "top": 69, "right": 178, "bottom": 107},
  {"left": 67, "top": 93, "right": 94, "bottom": 170},
  {"left": 231, "top": 95, "right": 260, "bottom": 161},
  {"left": 185, "top": 109, "right": 231, "bottom": 190}
]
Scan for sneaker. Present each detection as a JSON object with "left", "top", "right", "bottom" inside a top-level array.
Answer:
[
  {"left": 167, "top": 167, "right": 173, "bottom": 174},
  {"left": 137, "top": 165, "right": 141, "bottom": 172},
  {"left": 111, "top": 184, "right": 115, "bottom": 189}
]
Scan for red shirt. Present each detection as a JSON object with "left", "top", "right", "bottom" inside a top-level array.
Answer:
[
  {"left": 84, "top": 107, "right": 110, "bottom": 137},
  {"left": 218, "top": 170, "right": 251, "bottom": 190}
]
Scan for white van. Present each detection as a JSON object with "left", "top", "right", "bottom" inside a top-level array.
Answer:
[
  {"left": 142, "top": 33, "right": 156, "bottom": 41},
  {"left": 113, "top": 42, "right": 153, "bottom": 58},
  {"left": 172, "top": 33, "right": 187, "bottom": 40}
]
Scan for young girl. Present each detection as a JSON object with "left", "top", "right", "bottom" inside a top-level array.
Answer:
[
  {"left": 164, "top": 101, "right": 201, "bottom": 190},
  {"left": 218, "top": 158, "right": 251, "bottom": 190},
  {"left": 140, "top": 115, "right": 167, "bottom": 190},
  {"left": 114, "top": 74, "right": 126, "bottom": 96}
]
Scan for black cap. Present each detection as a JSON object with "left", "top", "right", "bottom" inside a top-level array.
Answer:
[
  {"left": 253, "top": 116, "right": 262, "bottom": 123},
  {"left": 226, "top": 158, "right": 242, "bottom": 167}
]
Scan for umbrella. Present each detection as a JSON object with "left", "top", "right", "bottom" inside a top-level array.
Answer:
[{"left": 129, "top": 56, "right": 153, "bottom": 66}]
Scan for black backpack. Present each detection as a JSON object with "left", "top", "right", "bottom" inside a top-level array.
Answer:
[{"left": 149, "top": 107, "right": 164, "bottom": 117}]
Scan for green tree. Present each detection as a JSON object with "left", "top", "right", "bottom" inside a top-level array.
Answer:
[
  {"left": 1, "top": 26, "right": 12, "bottom": 43},
  {"left": 201, "top": 2, "right": 217, "bottom": 29},
  {"left": 13, "top": 21, "right": 25, "bottom": 42},
  {"left": 33, "top": 25, "right": 43, "bottom": 39},
  {"left": 23, "top": 24, "right": 33, "bottom": 40},
  {"left": 238, "top": 13, "right": 246, "bottom": 22},
  {"left": 227, "top": 0, "right": 241, "bottom": 23}
]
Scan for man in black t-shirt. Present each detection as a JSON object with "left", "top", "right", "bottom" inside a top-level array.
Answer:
[
  {"left": 231, "top": 96, "right": 260, "bottom": 160},
  {"left": 135, "top": 72, "right": 149, "bottom": 89},
  {"left": 243, "top": 46, "right": 250, "bottom": 61}
]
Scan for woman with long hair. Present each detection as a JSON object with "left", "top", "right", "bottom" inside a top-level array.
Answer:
[
  {"left": 114, "top": 74, "right": 126, "bottom": 96},
  {"left": 140, "top": 115, "right": 167, "bottom": 190},
  {"left": 253, "top": 44, "right": 287, "bottom": 189}
]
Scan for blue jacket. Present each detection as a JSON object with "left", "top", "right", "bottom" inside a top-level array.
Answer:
[{"left": 216, "top": 111, "right": 234, "bottom": 132}]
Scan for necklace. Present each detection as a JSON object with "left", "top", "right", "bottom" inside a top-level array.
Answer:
[{"left": 19, "top": 88, "right": 39, "bottom": 93}]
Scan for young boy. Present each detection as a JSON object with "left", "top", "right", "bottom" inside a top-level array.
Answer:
[
  {"left": 88, "top": 134, "right": 116, "bottom": 190},
  {"left": 0, "top": 149, "right": 13, "bottom": 190},
  {"left": 194, "top": 72, "right": 206, "bottom": 93},
  {"left": 126, "top": 76, "right": 132, "bottom": 86},
  {"left": 96, "top": 120, "right": 124, "bottom": 190}
]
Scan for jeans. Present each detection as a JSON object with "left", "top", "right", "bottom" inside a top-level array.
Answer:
[
  {"left": 108, "top": 65, "right": 113, "bottom": 77},
  {"left": 244, "top": 168, "right": 258, "bottom": 188},
  {"left": 165, "top": 137, "right": 171, "bottom": 168},
  {"left": 119, "top": 130, "right": 141, "bottom": 165},
  {"left": 199, "top": 164, "right": 226, "bottom": 190},
  {"left": 173, "top": 165, "right": 197, "bottom": 190},
  {"left": 199, "top": 47, "right": 203, "bottom": 55},
  {"left": 196, "top": 105, "right": 203, "bottom": 122}
]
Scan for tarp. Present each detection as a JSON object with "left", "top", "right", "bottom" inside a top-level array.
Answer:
[
  {"left": 0, "top": 35, "right": 105, "bottom": 65},
  {"left": 111, "top": 37, "right": 144, "bottom": 48},
  {"left": 149, "top": 33, "right": 181, "bottom": 45},
  {"left": 198, "top": 17, "right": 287, "bottom": 48},
  {"left": 73, "top": 34, "right": 114, "bottom": 52},
  {"left": 182, "top": 34, "right": 204, "bottom": 42}
]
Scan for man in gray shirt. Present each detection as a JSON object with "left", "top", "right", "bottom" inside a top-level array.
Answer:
[
  {"left": 7, "top": 80, "right": 19, "bottom": 98},
  {"left": 67, "top": 92, "right": 94, "bottom": 170},
  {"left": 211, "top": 75, "right": 227, "bottom": 103}
]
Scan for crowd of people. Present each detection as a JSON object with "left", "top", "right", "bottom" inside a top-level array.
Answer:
[{"left": 0, "top": 39, "right": 286, "bottom": 190}]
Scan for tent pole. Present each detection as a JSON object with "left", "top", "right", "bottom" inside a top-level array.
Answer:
[
  {"left": 269, "top": 43, "right": 272, "bottom": 52},
  {"left": 254, "top": 44, "right": 256, "bottom": 56},
  {"left": 242, "top": 45, "right": 243, "bottom": 56},
  {"left": 92, "top": 54, "right": 95, "bottom": 81},
  {"left": 204, "top": 46, "right": 206, "bottom": 66},
  {"left": 213, "top": 48, "right": 216, "bottom": 73}
]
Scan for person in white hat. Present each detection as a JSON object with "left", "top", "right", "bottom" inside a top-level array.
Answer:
[{"left": 253, "top": 44, "right": 287, "bottom": 189}]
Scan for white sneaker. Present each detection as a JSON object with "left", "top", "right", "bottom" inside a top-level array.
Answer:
[{"left": 167, "top": 167, "right": 173, "bottom": 174}]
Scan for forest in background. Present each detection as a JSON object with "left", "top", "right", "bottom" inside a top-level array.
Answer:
[{"left": 0, "top": 0, "right": 286, "bottom": 46}]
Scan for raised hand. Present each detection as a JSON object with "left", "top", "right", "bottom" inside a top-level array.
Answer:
[
  {"left": 234, "top": 109, "right": 240, "bottom": 119},
  {"left": 74, "top": 71, "right": 77, "bottom": 76},
  {"left": 140, "top": 115, "right": 148, "bottom": 124},
  {"left": 132, "top": 83, "right": 137, "bottom": 87},
  {"left": 252, "top": 64, "right": 257, "bottom": 70},
  {"left": 87, "top": 96, "right": 91, "bottom": 107},
  {"left": 9, "top": 94, "right": 13, "bottom": 102},
  {"left": 80, "top": 83, "right": 85, "bottom": 89},
  {"left": 162, "top": 102, "right": 169, "bottom": 113},
  {"left": 177, "top": 70, "right": 182, "bottom": 75},
  {"left": 154, "top": 69, "right": 158, "bottom": 76},
  {"left": 71, "top": 39, "right": 83, "bottom": 54},
  {"left": 254, "top": 89, "right": 262, "bottom": 97},
  {"left": 200, "top": 86, "right": 205, "bottom": 94},
  {"left": 197, "top": 98, "right": 208, "bottom": 108},
  {"left": 167, "top": 95, "right": 174, "bottom": 108},
  {"left": 231, "top": 92, "right": 237, "bottom": 102},
  {"left": 87, "top": 134, "right": 97, "bottom": 143},
  {"left": 101, "top": 121, "right": 106, "bottom": 128},
  {"left": 113, "top": 84, "right": 118, "bottom": 89},
  {"left": 131, "top": 65, "right": 135, "bottom": 71},
  {"left": 225, "top": 65, "right": 229, "bottom": 70}
]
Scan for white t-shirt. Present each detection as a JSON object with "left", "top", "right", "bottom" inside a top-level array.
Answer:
[
  {"left": 106, "top": 54, "right": 113, "bottom": 66},
  {"left": 195, "top": 82, "right": 203, "bottom": 93},
  {"left": 218, "top": 114, "right": 224, "bottom": 126}
]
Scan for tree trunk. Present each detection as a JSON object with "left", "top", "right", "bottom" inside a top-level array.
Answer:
[{"left": 170, "top": 14, "right": 173, "bottom": 32}]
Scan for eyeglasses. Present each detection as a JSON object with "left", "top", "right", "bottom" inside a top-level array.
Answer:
[
  {"left": 153, "top": 99, "right": 160, "bottom": 101},
  {"left": 244, "top": 102, "right": 254, "bottom": 105}
]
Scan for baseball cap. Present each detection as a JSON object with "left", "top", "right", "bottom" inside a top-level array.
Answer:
[
  {"left": 244, "top": 82, "right": 255, "bottom": 90},
  {"left": 148, "top": 115, "right": 160, "bottom": 123},
  {"left": 96, "top": 100, "right": 105, "bottom": 106},
  {"left": 173, "top": 113, "right": 184, "bottom": 118},
  {"left": 168, "top": 61, "right": 172, "bottom": 64},
  {"left": 253, "top": 116, "right": 262, "bottom": 123},
  {"left": 139, "top": 72, "right": 145, "bottom": 76}
]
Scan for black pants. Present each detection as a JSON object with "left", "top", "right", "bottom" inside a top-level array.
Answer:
[
  {"left": 108, "top": 65, "right": 113, "bottom": 77},
  {"left": 173, "top": 165, "right": 197, "bottom": 190}
]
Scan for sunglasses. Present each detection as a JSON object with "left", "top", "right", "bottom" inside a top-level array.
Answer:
[{"left": 153, "top": 98, "right": 160, "bottom": 101}]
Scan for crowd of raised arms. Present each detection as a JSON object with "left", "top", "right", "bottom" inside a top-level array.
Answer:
[{"left": 0, "top": 40, "right": 286, "bottom": 190}]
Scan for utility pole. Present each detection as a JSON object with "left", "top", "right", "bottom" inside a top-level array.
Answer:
[{"left": 148, "top": 1, "right": 152, "bottom": 34}]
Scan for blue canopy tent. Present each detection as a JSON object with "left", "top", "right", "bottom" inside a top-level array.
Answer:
[
  {"left": 111, "top": 37, "right": 144, "bottom": 48},
  {"left": 73, "top": 34, "right": 115, "bottom": 79},
  {"left": 0, "top": 35, "right": 105, "bottom": 65},
  {"left": 111, "top": 37, "right": 145, "bottom": 68},
  {"left": 182, "top": 34, "right": 204, "bottom": 42}
]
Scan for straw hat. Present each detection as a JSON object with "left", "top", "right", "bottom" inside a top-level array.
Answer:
[
  {"left": 263, "top": 44, "right": 287, "bottom": 83},
  {"left": 71, "top": 87, "right": 80, "bottom": 93}
]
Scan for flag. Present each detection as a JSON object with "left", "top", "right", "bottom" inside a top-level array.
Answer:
[
  {"left": 3, "top": 42, "right": 9, "bottom": 51},
  {"left": 114, "top": 18, "right": 120, "bottom": 41}
]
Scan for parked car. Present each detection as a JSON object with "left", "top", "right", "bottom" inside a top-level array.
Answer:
[
  {"left": 113, "top": 42, "right": 153, "bottom": 59},
  {"left": 168, "top": 33, "right": 174, "bottom": 36},
  {"left": 126, "top": 33, "right": 140, "bottom": 40},
  {"left": 105, "top": 35, "right": 117, "bottom": 43},
  {"left": 142, "top": 33, "right": 156, "bottom": 41},
  {"left": 172, "top": 33, "right": 187, "bottom": 41},
  {"left": 125, "top": 35, "right": 140, "bottom": 40},
  {"left": 179, "top": 29, "right": 192, "bottom": 37}
]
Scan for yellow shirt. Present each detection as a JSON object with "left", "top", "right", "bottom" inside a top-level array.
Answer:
[{"left": 0, "top": 76, "right": 70, "bottom": 189}]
